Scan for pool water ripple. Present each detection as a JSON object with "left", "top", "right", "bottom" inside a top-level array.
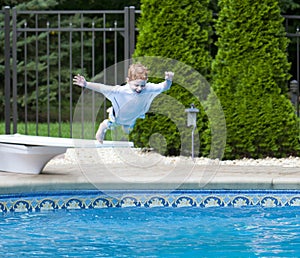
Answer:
[{"left": 1, "top": 206, "right": 300, "bottom": 257}]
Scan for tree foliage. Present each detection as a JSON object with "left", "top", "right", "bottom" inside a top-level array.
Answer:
[
  {"left": 134, "top": 0, "right": 212, "bottom": 76},
  {"left": 131, "top": 0, "right": 213, "bottom": 156},
  {"left": 212, "top": 0, "right": 300, "bottom": 159}
]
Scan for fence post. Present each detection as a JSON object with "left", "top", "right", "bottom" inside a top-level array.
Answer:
[
  {"left": 124, "top": 7, "right": 130, "bottom": 78},
  {"left": 124, "top": 7, "right": 129, "bottom": 61},
  {"left": 124, "top": 6, "right": 135, "bottom": 73},
  {"left": 4, "top": 6, "right": 10, "bottom": 134},
  {"left": 129, "top": 6, "right": 135, "bottom": 58},
  {"left": 12, "top": 7, "right": 18, "bottom": 133}
]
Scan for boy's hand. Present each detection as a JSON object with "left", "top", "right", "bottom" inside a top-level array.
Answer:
[
  {"left": 165, "top": 71, "right": 174, "bottom": 81},
  {"left": 73, "top": 74, "right": 87, "bottom": 88}
]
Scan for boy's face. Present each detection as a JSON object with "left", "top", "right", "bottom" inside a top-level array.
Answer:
[{"left": 129, "top": 79, "right": 147, "bottom": 94}]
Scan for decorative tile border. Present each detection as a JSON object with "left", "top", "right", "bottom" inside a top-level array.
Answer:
[{"left": 1, "top": 190, "right": 300, "bottom": 212}]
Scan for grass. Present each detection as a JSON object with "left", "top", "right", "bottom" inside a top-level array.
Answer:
[
  {"left": 0, "top": 122, "right": 90, "bottom": 138},
  {"left": 0, "top": 121, "right": 127, "bottom": 141},
  {"left": 0, "top": 122, "right": 71, "bottom": 137}
]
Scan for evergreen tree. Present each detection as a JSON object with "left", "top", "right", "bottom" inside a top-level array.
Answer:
[
  {"left": 212, "top": 0, "right": 300, "bottom": 159},
  {"left": 0, "top": 0, "right": 101, "bottom": 127},
  {"left": 131, "top": 0, "right": 213, "bottom": 156},
  {"left": 134, "top": 0, "right": 212, "bottom": 76}
]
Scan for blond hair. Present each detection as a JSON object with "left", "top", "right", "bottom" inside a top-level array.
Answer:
[{"left": 127, "top": 63, "right": 148, "bottom": 81}]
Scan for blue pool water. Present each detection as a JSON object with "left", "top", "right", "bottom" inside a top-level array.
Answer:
[{"left": 1, "top": 206, "right": 300, "bottom": 257}]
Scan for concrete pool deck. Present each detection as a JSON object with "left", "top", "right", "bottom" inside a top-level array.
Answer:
[{"left": 0, "top": 148, "right": 300, "bottom": 194}]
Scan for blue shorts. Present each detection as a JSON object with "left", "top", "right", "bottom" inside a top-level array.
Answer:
[{"left": 106, "top": 107, "right": 135, "bottom": 133}]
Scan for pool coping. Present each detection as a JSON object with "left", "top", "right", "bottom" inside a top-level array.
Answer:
[
  {"left": 0, "top": 160, "right": 300, "bottom": 193},
  {"left": 1, "top": 147, "right": 300, "bottom": 198}
]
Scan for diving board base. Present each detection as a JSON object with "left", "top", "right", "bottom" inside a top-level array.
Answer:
[
  {"left": 0, "top": 143, "right": 67, "bottom": 174},
  {"left": 0, "top": 134, "right": 134, "bottom": 174}
]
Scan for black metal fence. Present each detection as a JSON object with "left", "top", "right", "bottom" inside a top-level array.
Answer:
[
  {"left": 1, "top": 7, "right": 300, "bottom": 138},
  {"left": 1, "top": 6, "right": 138, "bottom": 138},
  {"left": 285, "top": 15, "right": 300, "bottom": 116}
]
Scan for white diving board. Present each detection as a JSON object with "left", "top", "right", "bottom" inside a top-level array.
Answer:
[{"left": 0, "top": 134, "right": 134, "bottom": 174}]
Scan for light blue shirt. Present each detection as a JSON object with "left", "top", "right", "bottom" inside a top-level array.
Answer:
[{"left": 88, "top": 80, "right": 172, "bottom": 126}]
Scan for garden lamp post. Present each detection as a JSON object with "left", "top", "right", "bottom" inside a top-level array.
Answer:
[
  {"left": 185, "top": 104, "right": 199, "bottom": 160},
  {"left": 290, "top": 80, "right": 299, "bottom": 116}
]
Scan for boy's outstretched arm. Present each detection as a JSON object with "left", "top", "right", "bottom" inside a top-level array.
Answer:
[
  {"left": 73, "top": 74, "right": 115, "bottom": 94},
  {"left": 145, "top": 71, "right": 174, "bottom": 93},
  {"left": 164, "top": 71, "right": 174, "bottom": 90}
]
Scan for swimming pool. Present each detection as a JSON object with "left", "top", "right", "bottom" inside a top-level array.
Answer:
[{"left": 1, "top": 190, "right": 300, "bottom": 257}]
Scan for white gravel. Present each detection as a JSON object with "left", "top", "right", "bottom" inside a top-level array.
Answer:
[{"left": 48, "top": 148, "right": 300, "bottom": 168}]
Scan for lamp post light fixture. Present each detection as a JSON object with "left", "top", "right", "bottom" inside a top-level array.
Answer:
[{"left": 185, "top": 104, "right": 199, "bottom": 160}]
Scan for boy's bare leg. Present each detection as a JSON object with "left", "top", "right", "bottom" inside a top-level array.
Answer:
[
  {"left": 122, "top": 125, "right": 133, "bottom": 134},
  {"left": 96, "top": 119, "right": 109, "bottom": 143}
]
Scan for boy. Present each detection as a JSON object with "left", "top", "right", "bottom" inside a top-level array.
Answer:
[{"left": 73, "top": 63, "right": 174, "bottom": 143}]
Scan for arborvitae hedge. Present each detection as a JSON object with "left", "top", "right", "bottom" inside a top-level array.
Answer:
[
  {"left": 212, "top": 0, "right": 300, "bottom": 159},
  {"left": 134, "top": 0, "right": 212, "bottom": 76},
  {"left": 131, "top": 0, "right": 213, "bottom": 156}
]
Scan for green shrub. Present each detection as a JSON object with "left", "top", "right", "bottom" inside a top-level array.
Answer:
[
  {"left": 212, "top": 0, "right": 300, "bottom": 159},
  {"left": 131, "top": 0, "right": 213, "bottom": 157}
]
